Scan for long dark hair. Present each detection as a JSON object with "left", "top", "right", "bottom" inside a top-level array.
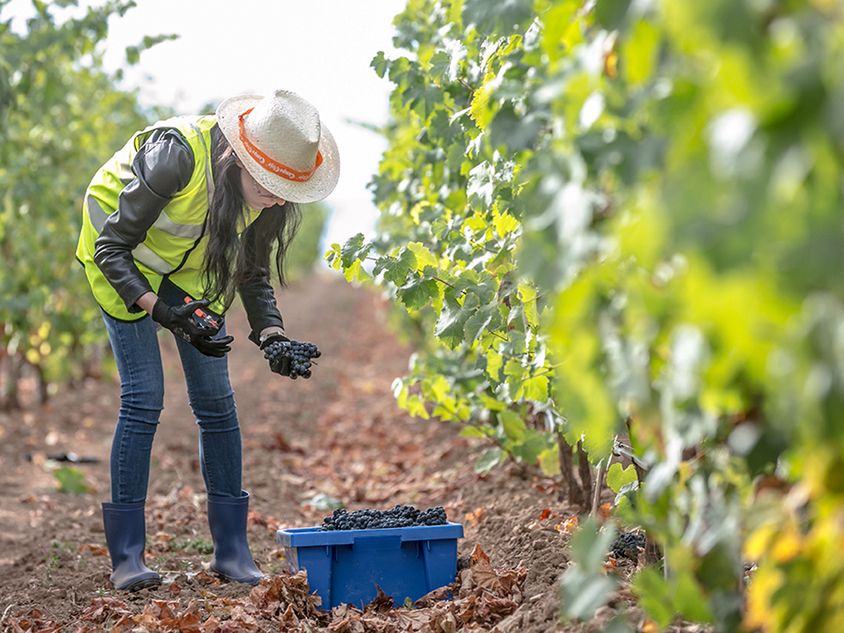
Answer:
[{"left": 201, "top": 127, "right": 302, "bottom": 310}]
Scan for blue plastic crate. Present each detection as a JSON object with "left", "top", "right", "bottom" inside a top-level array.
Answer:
[{"left": 276, "top": 523, "right": 464, "bottom": 610}]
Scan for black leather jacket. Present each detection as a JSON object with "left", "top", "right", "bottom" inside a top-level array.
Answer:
[{"left": 92, "top": 124, "right": 284, "bottom": 345}]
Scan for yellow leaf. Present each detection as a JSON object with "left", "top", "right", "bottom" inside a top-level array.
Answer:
[
  {"left": 621, "top": 19, "right": 661, "bottom": 86},
  {"left": 771, "top": 530, "right": 802, "bottom": 563},
  {"left": 744, "top": 566, "right": 784, "bottom": 630},
  {"left": 469, "top": 78, "right": 495, "bottom": 130},
  {"left": 394, "top": 380, "right": 409, "bottom": 409},
  {"left": 410, "top": 200, "right": 430, "bottom": 223},
  {"left": 343, "top": 259, "right": 366, "bottom": 283},
  {"left": 406, "top": 395, "right": 429, "bottom": 420},
  {"left": 407, "top": 242, "right": 438, "bottom": 269},
  {"left": 430, "top": 375, "right": 450, "bottom": 402},
  {"left": 486, "top": 349, "right": 503, "bottom": 380},
  {"left": 541, "top": 2, "right": 580, "bottom": 63},
  {"left": 492, "top": 208, "right": 519, "bottom": 237},
  {"left": 640, "top": 620, "right": 660, "bottom": 633},
  {"left": 465, "top": 211, "right": 487, "bottom": 233},
  {"left": 517, "top": 374, "right": 549, "bottom": 402},
  {"left": 603, "top": 48, "right": 618, "bottom": 79},
  {"left": 518, "top": 283, "right": 539, "bottom": 328},
  {"left": 744, "top": 524, "right": 776, "bottom": 560}
]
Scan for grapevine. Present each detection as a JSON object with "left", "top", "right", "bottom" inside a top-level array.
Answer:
[{"left": 329, "top": 0, "right": 844, "bottom": 629}]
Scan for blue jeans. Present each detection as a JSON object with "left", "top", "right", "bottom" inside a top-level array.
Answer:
[{"left": 101, "top": 310, "right": 242, "bottom": 503}]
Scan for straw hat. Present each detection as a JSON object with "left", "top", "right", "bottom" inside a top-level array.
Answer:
[{"left": 216, "top": 89, "right": 339, "bottom": 204}]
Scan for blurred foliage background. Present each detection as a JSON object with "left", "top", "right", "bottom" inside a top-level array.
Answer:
[
  {"left": 328, "top": 0, "right": 844, "bottom": 630},
  {"left": 0, "top": 0, "right": 326, "bottom": 407}
]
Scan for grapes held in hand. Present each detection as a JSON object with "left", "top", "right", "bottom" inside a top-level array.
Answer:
[
  {"left": 319, "top": 504, "right": 448, "bottom": 531},
  {"left": 263, "top": 338, "right": 321, "bottom": 379}
]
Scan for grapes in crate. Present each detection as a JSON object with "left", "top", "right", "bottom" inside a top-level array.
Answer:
[
  {"left": 263, "top": 339, "right": 321, "bottom": 379},
  {"left": 320, "top": 504, "right": 448, "bottom": 531}
]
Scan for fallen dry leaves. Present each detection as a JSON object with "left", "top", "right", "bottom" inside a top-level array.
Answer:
[
  {"left": 4, "top": 608, "right": 64, "bottom": 633},
  {"left": 77, "top": 543, "right": 107, "bottom": 557},
  {"left": 49, "top": 574, "right": 322, "bottom": 633},
  {"left": 553, "top": 514, "right": 579, "bottom": 535},
  {"left": 6, "top": 548, "right": 527, "bottom": 633},
  {"left": 248, "top": 570, "right": 323, "bottom": 619},
  {"left": 463, "top": 506, "right": 486, "bottom": 526}
]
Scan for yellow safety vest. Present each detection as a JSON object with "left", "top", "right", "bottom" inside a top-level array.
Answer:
[{"left": 76, "top": 115, "right": 261, "bottom": 320}]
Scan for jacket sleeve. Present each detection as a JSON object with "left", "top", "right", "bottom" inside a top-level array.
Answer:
[
  {"left": 92, "top": 129, "right": 195, "bottom": 313},
  {"left": 238, "top": 209, "right": 285, "bottom": 346}
]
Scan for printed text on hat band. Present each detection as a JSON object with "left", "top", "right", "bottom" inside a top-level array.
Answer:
[{"left": 238, "top": 108, "right": 324, "bottom": 182}]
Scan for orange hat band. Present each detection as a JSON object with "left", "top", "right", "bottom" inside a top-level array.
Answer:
[{"left": 238, "top": 108, "right": 323, "bottom": 182}]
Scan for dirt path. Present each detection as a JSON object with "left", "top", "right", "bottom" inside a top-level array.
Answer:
[{"left": 0, "top": 273, "right": 638, "bottom": 632}]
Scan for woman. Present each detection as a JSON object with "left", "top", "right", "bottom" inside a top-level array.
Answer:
[{"left": 75, "top": 90, "right": 339, "bottom": 591}]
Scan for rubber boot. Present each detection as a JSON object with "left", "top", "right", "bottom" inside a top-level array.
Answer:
[
  {"left": 207, "top": 490, "right": 264, "bottom": 585},
  {"left": 102, "top": 501, "right": 161, "bottom": 591}
]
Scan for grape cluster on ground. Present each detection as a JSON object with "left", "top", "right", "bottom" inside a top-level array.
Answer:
[
  {"left": 320, "top": 504, "right": 448, "bottom": 531},
  {"left": 611, "top": 531, "right": 646, "bottom": 561},
  {"left": 263, "top": 339, "right": 321, "bottom": 379}
]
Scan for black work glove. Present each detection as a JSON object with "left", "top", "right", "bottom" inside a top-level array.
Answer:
[
  {"left": 151, "top": 298, "right": 233, "bottom": 358},
  {"left": 260, "top": 333, "right": 292, "bottom": 376},
  {"left": 261, "top": 335, "right": 320, "bottom": 380}
]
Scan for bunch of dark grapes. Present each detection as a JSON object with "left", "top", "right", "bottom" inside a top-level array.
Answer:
[
  {"left": 320, "top": 505, "right": 448, "bottom": 531},
  {"left": 610, "top": 531, "right": 646, "bottom": 561},
  {"left": 263, "top": 339, "right": 321, "bottom": 379}
]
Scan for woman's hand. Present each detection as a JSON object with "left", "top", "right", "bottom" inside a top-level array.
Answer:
[
  {"left": 151, "top": 298, "right": 233, "bottom": 357},
  {"left": 261, "top": 335, "right": 320, "bottom": 380},
  {"left": 260, "top": 333, "right": 291, "bottom": 376}
]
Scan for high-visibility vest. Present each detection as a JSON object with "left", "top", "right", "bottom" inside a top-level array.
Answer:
[{"left": 76, "top": 115, "right": 262, "bottom": 321}]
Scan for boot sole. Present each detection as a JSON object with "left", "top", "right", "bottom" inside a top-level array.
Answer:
[
  {"left": 211, "top": 569, "right": 263, "bottom": 585},
  {"left": 123, "top": 576, "right": 162, "bottom": 592}
]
